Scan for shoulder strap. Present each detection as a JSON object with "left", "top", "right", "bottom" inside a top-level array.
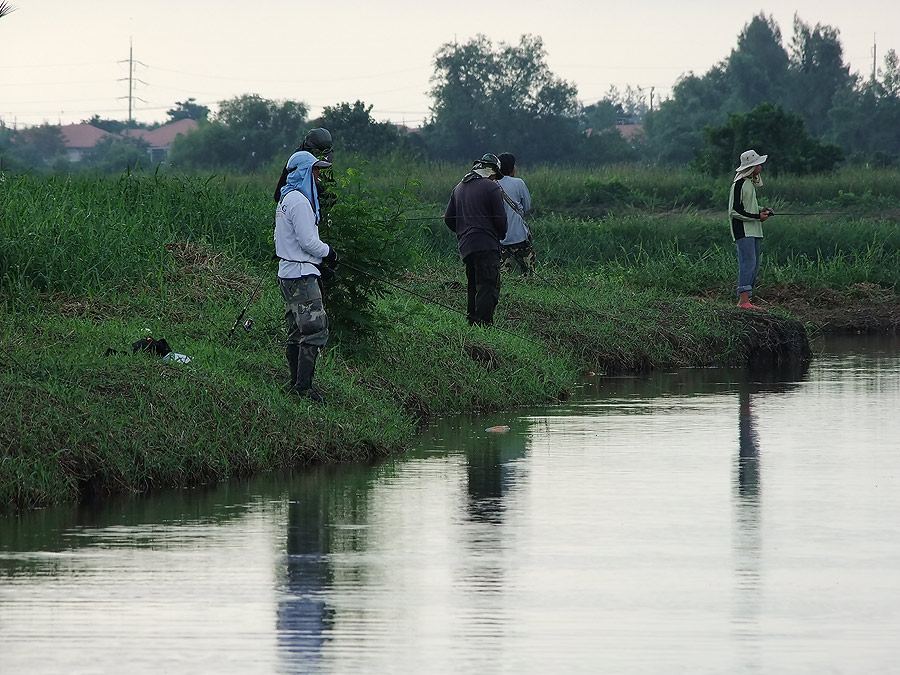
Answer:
[{"left": 497, "top": 183, "right": 526, "bottom": 219}]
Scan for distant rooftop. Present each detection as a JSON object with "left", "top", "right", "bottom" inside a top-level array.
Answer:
[{"left": 59, "top": 123, "right": 115, "bottom": 149}]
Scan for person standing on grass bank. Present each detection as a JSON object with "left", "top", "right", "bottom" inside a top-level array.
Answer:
[
  {"left": 497, "top": 152, "right": 534, "bottom": 276},
  {"left": 274, "top": 150, "right": 339, "bottom": 403},
  {"left": 444, "top": 153, "right": 508, "bottom": 327},
  {"left": 729, "top": 149, "right": 774, "bottom": 310}
]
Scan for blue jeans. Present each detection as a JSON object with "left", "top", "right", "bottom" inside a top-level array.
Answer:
[{"left": 735, "top": 236, "right": 761, "bottom": 295}]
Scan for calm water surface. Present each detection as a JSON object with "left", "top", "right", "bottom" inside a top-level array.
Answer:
[{"left": 2, "top": 337, "right": 900, "bottom": 674}]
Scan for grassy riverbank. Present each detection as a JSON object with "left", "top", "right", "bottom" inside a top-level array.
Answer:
[{"left": 3, "top": 166, "right": 898, "bottom": 510}]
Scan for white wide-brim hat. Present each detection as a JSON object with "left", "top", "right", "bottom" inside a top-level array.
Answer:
[{"left": 735, "top": 149, "right": 767, "bottom": 173}]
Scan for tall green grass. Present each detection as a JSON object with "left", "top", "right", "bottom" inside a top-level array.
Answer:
[
  {"left": 1, "top": 173, "right": 269, "bottom": 303},
  {"left": 358, "top": 158, "right": 900, "bottom": 215},
  {"left": 5, "top": 169, "right": 899, "bottom": 310}
]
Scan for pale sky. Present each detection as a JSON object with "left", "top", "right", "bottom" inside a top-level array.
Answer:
[{"left": 1, "top": 0, "right": 898, "bottom": 129}]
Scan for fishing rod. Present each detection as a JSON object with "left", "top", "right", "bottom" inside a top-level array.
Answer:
[
  {"left": 226, "top": 275, "right": 263, "bottom": 342},
  {"left": 766, "top": 210, "right": 843, "bottom": 216}
]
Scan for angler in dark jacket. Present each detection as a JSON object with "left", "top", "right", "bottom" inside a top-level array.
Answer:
[{"left": 444, "top": 153, "right": 508, "bottom": 326}]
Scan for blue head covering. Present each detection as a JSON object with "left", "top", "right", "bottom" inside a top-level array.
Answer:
[{"left": 279, "top": 150, "right": 321, "bottom": 221}]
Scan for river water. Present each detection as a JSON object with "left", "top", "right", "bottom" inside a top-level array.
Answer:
[{"left": 2, "top": 337, "right": 899, "bottom": 674}]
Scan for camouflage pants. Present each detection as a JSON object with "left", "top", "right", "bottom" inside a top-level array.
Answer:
[
  {"left": 279, "top": 276, "right": 329, "bottom": 348},
  {"left": 500, "top": 237, "right": 535, "bottom": 276}
]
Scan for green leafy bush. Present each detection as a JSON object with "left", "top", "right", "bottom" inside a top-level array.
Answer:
[{"left": 695, "top": 102, "right": 843, "bottom": 176}]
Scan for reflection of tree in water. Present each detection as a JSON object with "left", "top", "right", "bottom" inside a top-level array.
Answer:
[
  {"left": 276, "top": 466, "right": 372, "bottom": 672},
  {"left": 0, "top": 484, "right": 259, "bottom": 578}
]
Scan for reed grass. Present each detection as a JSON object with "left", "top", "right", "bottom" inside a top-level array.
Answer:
[{"left": 358, "top": 159, "right": 900, "bottom": 215}]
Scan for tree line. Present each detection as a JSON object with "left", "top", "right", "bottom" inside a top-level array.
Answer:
[{"left": 2, "top": 13, "right": 899, "bottom": 176}]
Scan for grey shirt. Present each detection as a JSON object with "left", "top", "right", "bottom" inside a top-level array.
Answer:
[{"left": 498, "top": 175, "right": 532, "bottom": 245}]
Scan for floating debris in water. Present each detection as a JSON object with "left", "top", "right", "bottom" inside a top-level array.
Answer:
[{"left": 486, "top": 425, "right": 510, "bottom": 433}]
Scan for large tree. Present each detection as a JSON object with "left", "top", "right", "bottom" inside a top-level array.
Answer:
[
  {"left": 169, "top": 94, "right": 308, "bottom": 172},
  {"left": 167, "top": 98, "right": 210, "bottom": 123},
  {"left": 829, "top": 49, "right": 900, "bottom": 162},
  {"left": 15, "top": 123, "right": 67, "bottom": 165},
  {"left": 787, "top": 17, "right": 853, "bottom": 137},
  {"left": 426, "top": 34, "right": 581, "bottom": 161},
  {"left": 724, "top": 14, "right": 790, "bottom": 111},
  {"left": 642, "top": 68, "right": 730, "bottom": 164}
]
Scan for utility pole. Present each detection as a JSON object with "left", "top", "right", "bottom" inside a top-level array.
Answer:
[
  {"left": 872, "top": 33, "right": 877, "bottom": 84},
  {"left": 650, "top": 87, "right": 655, "bottom": 112},
  {"left": 118, "top": 37, "right": 147, "bottom": 123}
]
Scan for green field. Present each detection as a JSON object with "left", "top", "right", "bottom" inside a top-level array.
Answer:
[{"left": 3, "top": 164, "right": 897, "bottom": 509}]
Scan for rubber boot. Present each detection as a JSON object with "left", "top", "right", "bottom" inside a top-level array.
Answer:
[{"left": 295, "top": 344, "right": 324, "bottom": 403}]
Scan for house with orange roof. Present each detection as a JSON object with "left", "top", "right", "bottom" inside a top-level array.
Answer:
[
  {"left": 58, "top": 119, "right": 198, "bottom": 164},
  {"left": 122, "top": 119, "right": 198, "bottom": 163},
  {"left": 59, "top": 124, "right": 116, "bottom": 162}
]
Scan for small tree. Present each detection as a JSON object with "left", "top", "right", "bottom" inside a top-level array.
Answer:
[
  {"left": 16, "top": 124, "right": 67, "bottom": 165},
  {"left": 695, "top": 102, "right": 842, "bottom": 176},
  {"left": 313, "top": 101, "right": 401, "bottom": 156},
  {"left": 316, "top": 167, "right": 420, "bottom": 343},
  {"left": 82, "top": 135, "right": 150, "bottom": 173}
]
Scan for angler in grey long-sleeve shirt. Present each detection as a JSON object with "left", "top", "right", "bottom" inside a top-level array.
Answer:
[
  {"left": 444, "top": 154, "right": 508, "bottom": 326},
  {"left": 497, "top": 152, "right": 534, "bottom": 275}
]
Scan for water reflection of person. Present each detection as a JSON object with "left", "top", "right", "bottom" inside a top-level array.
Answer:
[
  {"left": 276, "top": 466, "right": 372, "bottom": 671},
  {"left": 276, "top": 472, "right": 334, "bottom": 671},
  {"left": 731, "top": 363, "right": 807, "bottom": 662},
  {"left": 737, "top": 385, "right": 761, "bottom": 504},
  {"left": 465, "top": 426, "right": 527, "bottom": 524},
  {"left": 733, "top": 379, "right": 763, "bottom": 666},
  {"left": 456, "top": 424, "right": 528, "bottom": 666},
  {"left": 277, "top": 466, "right": 371, "bottom": 673}
]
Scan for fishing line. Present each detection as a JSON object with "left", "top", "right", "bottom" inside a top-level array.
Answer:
[
  {"left": 338, "top": 258, "right": 547, "bottom": 349},
  {"left": 528, "top": 266, "right": 619, "bottom": 324},
  {"left": 0, "top": 344, "right": 47, "bottom": 382}
]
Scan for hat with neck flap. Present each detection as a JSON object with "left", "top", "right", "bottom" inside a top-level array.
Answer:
[
  {"left": 279, "top": 151, "right": 332, "bottom": 222},
  {"left": 463, "top": 153, "right": 501, "bottom": 182}
]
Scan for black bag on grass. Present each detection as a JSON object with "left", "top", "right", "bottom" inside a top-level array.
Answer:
[{"left": 132, "top": 337, "right": 172, "bottom": 357}]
